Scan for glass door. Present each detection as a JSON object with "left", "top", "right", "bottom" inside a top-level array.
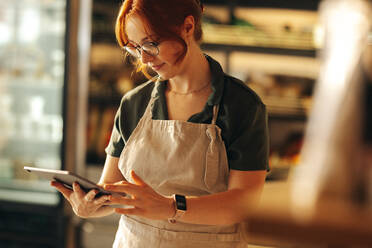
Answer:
[{"left": 0, "top": 0, "right": 67, "bottom": 206}]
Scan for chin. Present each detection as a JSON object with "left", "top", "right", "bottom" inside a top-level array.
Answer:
[
  {"left": 157, "top": 71, "right": 175, "bottom": 81},
  {"left": 156, "top": 73, "right": 169, "bottom": 81}
]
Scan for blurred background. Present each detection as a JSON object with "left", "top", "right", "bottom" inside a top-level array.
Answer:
[{"left": 0, "top": 0, "right": 371, "bottom": 247}]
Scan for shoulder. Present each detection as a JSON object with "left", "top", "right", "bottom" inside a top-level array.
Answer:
[
  {"left": 115, "top": 79, "right": 156, "bottom": 141},
  {"left": 223, "top": 74, "right": 265, "bottom": 109},
  {"left": 116, "top": 78, "right": 155, "bottom": 123},
  {"left": 121, "top": 79, "right": 155, "bottom": 107},
  {"left": 219, "top": 74, "right": 267, "bottom": 143}
]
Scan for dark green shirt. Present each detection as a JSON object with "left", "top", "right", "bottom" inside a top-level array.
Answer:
[{"left": 105, "top": 55, "right": 270, "bottom": 171}]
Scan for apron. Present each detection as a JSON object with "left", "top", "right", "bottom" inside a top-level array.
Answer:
[{"left": 113, "top": 84, "right": 246, "bottom": 248}]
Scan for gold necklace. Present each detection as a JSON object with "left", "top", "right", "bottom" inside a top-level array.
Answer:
[{"left": 168, "top": 82, "right": 210, "bottom": 95}]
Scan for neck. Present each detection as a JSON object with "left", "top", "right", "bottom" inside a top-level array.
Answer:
[{"left": 167, "top": 45, "right": 211, "bottom": 94}]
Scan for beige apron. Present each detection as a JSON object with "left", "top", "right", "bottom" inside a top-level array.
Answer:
[{"left": 113, "top": 86, "right": 246, "bottom": 248}]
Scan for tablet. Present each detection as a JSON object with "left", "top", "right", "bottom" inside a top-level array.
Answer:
[{"left": 24, "top": 166, "right": 125, "bottom": 197}]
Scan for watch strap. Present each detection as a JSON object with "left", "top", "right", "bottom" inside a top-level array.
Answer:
[{"left": 168, "top": 194, "right": 186, "bottom": 223}]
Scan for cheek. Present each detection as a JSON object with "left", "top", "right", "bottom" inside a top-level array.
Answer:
[{"left": 159, "top": 41, "right": 185, "bottom": 64}]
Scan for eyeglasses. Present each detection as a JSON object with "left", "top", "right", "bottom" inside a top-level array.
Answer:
[{"left": 123, "top": 41, "right": 160, "bottom": 58}]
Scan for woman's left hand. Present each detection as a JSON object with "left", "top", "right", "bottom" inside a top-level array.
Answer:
[{"left": 104, "top": 170, "right": 175, "bottom": 220}]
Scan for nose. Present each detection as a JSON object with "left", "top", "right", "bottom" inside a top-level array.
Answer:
[{"left": 140, "top": 50, "right": 154, "bottom": 64}]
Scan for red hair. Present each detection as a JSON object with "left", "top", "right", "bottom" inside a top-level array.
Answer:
[{"left": 115, "top": 0, "right": 204, "bottom": 76}]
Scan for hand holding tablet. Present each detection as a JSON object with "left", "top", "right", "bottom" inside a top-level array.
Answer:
[{"left": 24, "top": 166, "right": 126, "bottom": 197}]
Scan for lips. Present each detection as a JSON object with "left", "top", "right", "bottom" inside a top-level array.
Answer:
[{"left": 151, "top": 63, "right": 165, "bottom": 71}]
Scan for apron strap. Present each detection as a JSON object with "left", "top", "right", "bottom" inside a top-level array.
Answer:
[
  {"left": 138, "top": 77, "right": 160, "bottom": 123},
  {"left": 211, "top": 104, "right": 220, "bottom": 125},
  {"left": 143, "top": 97, "right": 155, "bottom": 118}
]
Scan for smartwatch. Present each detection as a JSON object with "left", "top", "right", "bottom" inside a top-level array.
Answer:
[{"left": 168, "top": 194, "right": 187, "bottom": 223}]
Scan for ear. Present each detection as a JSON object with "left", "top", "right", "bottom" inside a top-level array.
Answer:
[{"left": 182, "top": 15, "right": 195, "bottom": 38}]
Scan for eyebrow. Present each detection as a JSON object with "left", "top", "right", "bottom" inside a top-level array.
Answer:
[{"left": 127, "top": 35, "right": 156, "bottom": 46}]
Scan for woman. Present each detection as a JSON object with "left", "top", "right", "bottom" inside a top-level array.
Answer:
[{"left": 52, "top": 0, "right": 269, "bottom": 247}]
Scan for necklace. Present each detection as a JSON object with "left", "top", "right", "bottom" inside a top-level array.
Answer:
[{"left": 168, "top": 82, "right": 210, "bottom": 95}]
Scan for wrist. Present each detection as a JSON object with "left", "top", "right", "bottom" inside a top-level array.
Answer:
[
  {"left": 167, "top": 194, "right": 187, "bottom": 223},
  {"left": 166, "top": 196, "right": 176, "bottom": 220}
]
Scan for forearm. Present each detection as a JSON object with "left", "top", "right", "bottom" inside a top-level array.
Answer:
[
  {"left": 178, "top": 188, "right": 262, "bottom": 226},
  {"left": 106, "top": 170, "right": 266, "bottom": 225}
]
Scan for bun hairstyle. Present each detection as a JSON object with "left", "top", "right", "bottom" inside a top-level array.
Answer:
[{"left": 115, "top": 0, "right": 204, "bottom": 74}]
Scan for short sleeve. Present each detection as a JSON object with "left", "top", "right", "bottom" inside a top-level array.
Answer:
[
  {"left": 105, "top": 107, "right": 125, "bottom": 157},
  {"left": 226, "top": 103, "right": 270, "bottom": 171}
]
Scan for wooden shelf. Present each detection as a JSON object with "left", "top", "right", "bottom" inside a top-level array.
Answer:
[
  {"left": 264, "top": 96, "right": 310, "bottom": 120},
  {"left": 202, "top": 23, "right": 316, "bottom": 57},
  {"left": 202, "top": 43, "right": 316, "bottom": 58}
]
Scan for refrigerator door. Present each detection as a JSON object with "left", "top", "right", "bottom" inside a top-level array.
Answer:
[
  {"left": 0, "top": 0, "right": 90, "bottom": 247},
  {"left": 0, "top": 0, "right": 68, "bottom": 205}
]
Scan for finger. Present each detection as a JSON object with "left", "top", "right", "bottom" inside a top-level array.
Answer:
[
  {"left": 84, "top": 189, "right": 98, "bottom": 202},
  {"left": 115, "top": 207, "right": 142, "bottom": 216},
  {"left": 113, "top": 180, "right": 133, "bottom": 186},
  {"left": 103, "top": 181, "right": 132, "bottom": 189},
  {"left": 72, "top": 182, "right": 85, "bottom": 198},
  {"left": 109, "top": 195, "right": 137, "bottom": 207},
  {"left": 94, "top": 194, "right": 111, "bottom": 205},
  {"left": 131, "top": 170, "right": 147, "bottom": 186},
  {"left": 104, "top": 184, "right": 139, "bottom": 196},
  {"left": 51, "top": 181, "right": 72, "bottom": 199}
]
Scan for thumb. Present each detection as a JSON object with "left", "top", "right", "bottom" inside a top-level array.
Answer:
[{"left": 131, "top": 170, "right": 147, "bottom": 186}]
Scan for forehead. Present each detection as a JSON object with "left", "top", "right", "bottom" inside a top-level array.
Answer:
[{"left": 125, "top": 14, "right": 153, "bottom": 44}]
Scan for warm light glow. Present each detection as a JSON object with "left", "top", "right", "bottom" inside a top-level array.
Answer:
[
  {"left": 0, "top": 24, "right": 11, "bottom": 45},
  {"left": 313, "top": 25, "right": 324, "bottom": 49},
  {"left": 290, "top": 0, "right": 372, "bottom": 220},
  {"left": 19, "top": 8, "right": 40, "bottom": 43},
  {"left": 0, "top": 8, "right": 13, "bottom": 45},
  {"left": 323, "top": 3, "right": 369, "bottom": 93}
]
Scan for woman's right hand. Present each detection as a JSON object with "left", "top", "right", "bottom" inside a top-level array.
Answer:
[{"left": 51, "top": 181, "right": 111, "bottom": 218}]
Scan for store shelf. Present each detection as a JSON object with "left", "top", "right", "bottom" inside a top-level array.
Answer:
[
  {"left": 0, "top": 188, "right": 58, "bottom": 205},
  {"left": 6, "top": 137, "right": 61, "bottom": 146},
  {"left": 0, "top": 179, "right": 54, "bottom": 194},
  {"left": 263, "top": 96, "right": 310, "bottom": 120},
  {"left": 202, "top": 43, "right": 316, "bottom": 57},
  {"left": 2, "top": 78, "right": 63, "bottom": 89},
  {"left": 203, "top": 0, "right": 321, "bottom": 11},
  {"left": 202, "top": 23, "right": 316, "bottom": 57},
  {"left": 2, "top": 139, "right": 62, "bottom": 159}
]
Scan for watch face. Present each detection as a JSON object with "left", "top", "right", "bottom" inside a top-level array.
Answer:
[{"left": 175, "top": 194, "right": 187, "bottom": 211}]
